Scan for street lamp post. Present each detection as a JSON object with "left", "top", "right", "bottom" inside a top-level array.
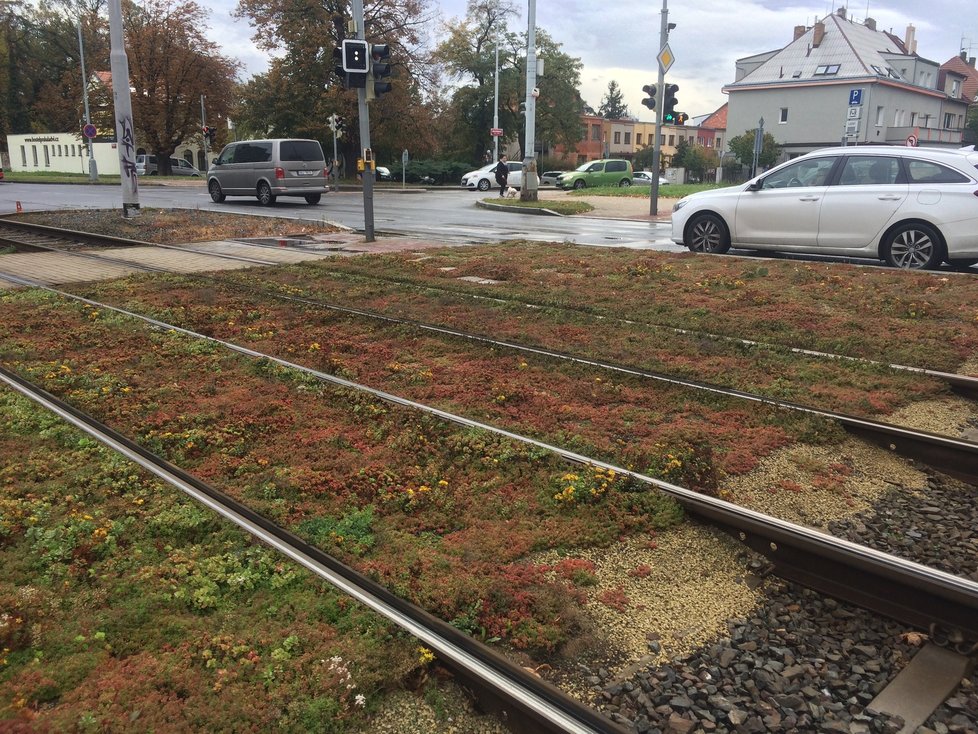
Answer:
[
  {"left": 493, "top": 41, "right": 500, "bottom": 164},
  {"left": 77, "top": 21, "right": 98, "bottom": 182}
]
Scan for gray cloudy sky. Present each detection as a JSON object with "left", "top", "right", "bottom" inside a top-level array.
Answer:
[{"left": 211, "top": 0, "right": 975, "bottom": 121}]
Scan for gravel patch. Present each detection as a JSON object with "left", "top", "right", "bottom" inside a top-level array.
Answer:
[{"left": 368, "top": 682, "right": 510, "bottom": 734}]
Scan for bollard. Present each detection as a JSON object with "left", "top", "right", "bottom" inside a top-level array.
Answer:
[{"left": 15, "top": 201, "right": 22, "bottom": 213}]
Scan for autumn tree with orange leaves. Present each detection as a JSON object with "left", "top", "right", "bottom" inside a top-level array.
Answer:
[{"left": 123, "top": 0, "right": 239, "bottom": 174}]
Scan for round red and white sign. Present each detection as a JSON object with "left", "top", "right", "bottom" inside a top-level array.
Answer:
[{"left": 905, "top": 134, "right": 918, "bottom": 147}]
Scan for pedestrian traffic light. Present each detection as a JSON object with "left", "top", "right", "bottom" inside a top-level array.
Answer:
[
  {"left": 674, "top": 112, "right": 688, "bottom": 126},
  {"left": 333, "top": 43, "right": 367, "bottom": 89},
  {"left": 641, "top": 83, "right": 656, "bottom": 110},
  {"left": 663, "top": 83, "right": 679, "bottom": 123},
  {"left": 341, "top": 39, "right": 369, "bottom": 72},
  {"left": 208, "top": 126, "right": 217, "bottom": 144},
  {"left": 366, "top": 43, "right": 392, "bottom": 101}
]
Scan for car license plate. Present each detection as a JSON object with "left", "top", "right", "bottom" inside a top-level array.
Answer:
[{"left": 296, "top": 170, "right": 316, "bottom": 176}]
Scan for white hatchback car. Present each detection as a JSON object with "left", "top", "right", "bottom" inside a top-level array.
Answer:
[
  {"left": 461, "top": 161, "right": 524, "bottom": 192},
  {"left": 671, "top": 145, "right": 978, "bottom": 269}
]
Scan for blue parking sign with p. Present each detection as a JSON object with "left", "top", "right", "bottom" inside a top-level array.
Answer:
[{"left": 849, "top": 88, "right": 863, "bottom": 106}]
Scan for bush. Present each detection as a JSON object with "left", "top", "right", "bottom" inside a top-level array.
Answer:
[{"left": 388, "top": 160, "right": 473, "bottom": 185}]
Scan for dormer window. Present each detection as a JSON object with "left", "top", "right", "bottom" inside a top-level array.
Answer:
[
  {"left": 871, "top": 65, "right": 884, "bottom": 75},
  {"left": 814, "top": 64, "right": 841, "bottom": 76},
  {"left": 887, "top": 68, "right": 901, "bottom": 79}
]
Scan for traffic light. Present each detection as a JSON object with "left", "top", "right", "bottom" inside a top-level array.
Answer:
[
  {"left": 674, "top": 112, "right": 688, "bottom": 126},
  {"left": 332, "top": 43, "right": 367, "bottom": 89},
  {"left": 641, "top": 83, "right": 656, "bottom": 111},
  {"left": 341, "top": 39, "right": 369, "bottom": 72},
  {"left": 663, "top": 83, "right": 679, "bottom": 123},
  {"left": 208, "top": 126, "right": 217, "bottom": 144},
  {"left": 366, "top": 43, "right": 392, "bottom": 101}
]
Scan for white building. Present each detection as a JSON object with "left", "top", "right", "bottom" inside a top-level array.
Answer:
[
  {"left": 7, "top": 132, "right": 204, "bottom": 176},
  {"left": 724, "top": 8, "right": 969, "bottom": 160}
]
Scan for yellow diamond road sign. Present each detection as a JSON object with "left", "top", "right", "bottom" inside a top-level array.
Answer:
[{"left": 657, "top": 44, "right": 675, "bottom": 74}]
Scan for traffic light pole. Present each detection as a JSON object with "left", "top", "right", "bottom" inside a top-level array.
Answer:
[
  {"left": 350, "top": 0, "right": 375, "bottom": 242},
  {"left": 650, "top": 0, "right": 668, "bottom": 217}
]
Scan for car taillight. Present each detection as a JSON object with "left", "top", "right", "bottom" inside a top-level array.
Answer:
[
  {"left": 275, "top": 167, "right": 285, "bottom": 180},
  {"left": 323, "top": 167, "right": 329, "bottom": 177}
]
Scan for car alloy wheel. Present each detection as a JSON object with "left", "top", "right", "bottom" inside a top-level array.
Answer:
[
  {"left": 573, "top": 179, "right": 586, "bottom": 189},
  {"left": 257, "top": 181, "right": 276, "bottom": 206},
  {"left": 208, "top": 180, "right": 226, "bottom": 203},
  {"left": 686, "top": 213, "right": 731, "bottom": 254},
  {"left": 883, "top": 222, "right": 943, "bottom": 270},
  {"left": 477, "top": 179, "right": 491, "bottom": 192}
]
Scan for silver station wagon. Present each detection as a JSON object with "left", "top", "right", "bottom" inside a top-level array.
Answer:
[{"left": 207, "top": 139, "right": 328, "bottom": 205}]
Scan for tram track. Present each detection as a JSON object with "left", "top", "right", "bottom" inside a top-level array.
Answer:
[
  {"left": 4, "top": 248, "right": 978, "bottom": 487},
  {"left": 4, "top": 228, "right": 978, "bottom": 730},
  {"left": 2, "top": 279, "right": 978, "bottom": 643}
]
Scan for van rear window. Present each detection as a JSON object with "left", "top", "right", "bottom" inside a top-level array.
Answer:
[{"left": 280, "top": 140, "right": 325, "bottom": 162}]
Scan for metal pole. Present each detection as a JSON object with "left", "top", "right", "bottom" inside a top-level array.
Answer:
[
  {"left": 521, "top": 0, "right": 538, "bottom": 201},
  {"left": 333, "top": 123, "right": 339, "bottom": 190},
  {"left": 200, "top": 95, "right": 208, "bottom": 164},
  {"left": 77, "top": 21, "right": 98, "bottom": 182},
  {"left": 350, "top": 0, "right": 374, "bottom": 241},
  {"left": 493, "top": 42, "right": 500, "bottom": 163},
  {"left": 649, "top": 0, "right": 668, "bottom": 216},
  {"left": 106, "top": 0, "right": 138, "bottom": 217}
]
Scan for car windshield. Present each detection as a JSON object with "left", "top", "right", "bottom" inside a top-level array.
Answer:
[{"left": 574, "top": 162, "right": 594, "bottom": 172}]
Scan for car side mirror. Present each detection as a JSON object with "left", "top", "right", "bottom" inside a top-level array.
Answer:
[{"left": 746, "top": 180, "right": 762, "bottom": 192}]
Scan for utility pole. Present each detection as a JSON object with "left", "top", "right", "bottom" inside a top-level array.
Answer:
[
  {"left": 77, "top": 21, "right": 98, "bottom": 182},
  {"left": 520, "top": 0, "right": 539, "bottom": 201},
  {"left": 106, "top": 0, "right": 139, "bottom": 217},
  {"left": 350, "top": 0, "right": 375, "bottom": 241},
  {"left": 649, "top": 0, "right": 669, "bottom": 216},
  {"left": 493, "top": 41, "right": 500, "bottom": 164}
]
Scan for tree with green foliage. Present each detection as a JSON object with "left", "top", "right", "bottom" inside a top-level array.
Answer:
[
  {"left": 597, "top": 80, "right": 628, "bottom": 120},
  {"left": 727, "top": 128, "right": 780, "bottom": 170},
  {"left": 434, "top": 0, "right": 584, "bottom": 162}
]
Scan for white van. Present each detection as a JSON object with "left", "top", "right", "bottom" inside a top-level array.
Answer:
[{"left": 207, "top": 139, "right": 328, "bottom": 205}]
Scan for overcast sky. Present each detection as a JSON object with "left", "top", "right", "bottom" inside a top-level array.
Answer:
[{"left": 209, "top": 0, "right": 975, "bottom": 123}]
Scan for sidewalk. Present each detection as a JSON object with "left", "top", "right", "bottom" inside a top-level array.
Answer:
[{"left": 506, "top": 188, "right": 677, "bottom": 222}]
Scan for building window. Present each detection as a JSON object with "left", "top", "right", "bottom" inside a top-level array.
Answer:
[
  {"left": 660, "top": 134, "right": 665, "bottom": 145},
  {"left": 779, "top": 107, "right": 788, "bottom": 123},
  {"left": 952, "top": 80, "right": 961, "bottom": 97},
  {"left": 20, "top": 145, "right": 26, "bottom": 166},
  {"left": 623, "top": 132, "right": 631, "bottom": 145},
  {"left": 613, "top": 131, "right": 621, "bottom": 144},
  {"left": 910, "top": 112, "right": 917, "bottom": 126},
  {"left": 668, "top": 134, "right": 675, "bottom": 146},
  {"left": 944, "top": 112, "right": 954, "bottom": 129},
  {"left": 871, "top": 65, "right": 884, "bottom": 75},
  {"left": 32, "top": 145, "right": 38, "bottom": 166},
  {"left": 875, "top": 105, "right": 885, "bottom": 126},
  {"left": 591, "top": 124, "right": 601, "bottom": 141},
  {"left": 813, "top": 64, "right": 840, "bottom": 75},
  {"left": 636, "top": 133, "right": 642, "bottom": 145},
  {"left": 44, "top": 146, "right": 50, "bottom": 167}
]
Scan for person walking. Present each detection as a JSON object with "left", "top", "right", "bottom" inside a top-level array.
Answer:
[{"left": 494, "top": 154, "right": 509, "bottom": 196}]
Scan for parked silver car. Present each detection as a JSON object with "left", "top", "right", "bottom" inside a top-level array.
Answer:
[
  {"left": 671, "top": 145, "right": 978, "bottom": 270},
  {"left": 633, "top": 171, "right": 669, "bottom": 186},
  {"left": 540, "top": 170, "right": 566, "bottom": 185},
  {"left": 207, "top": 139, "right": 328, "bottom": 205}
]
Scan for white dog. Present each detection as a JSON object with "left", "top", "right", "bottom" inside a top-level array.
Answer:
[{"left": 504, "top": 186, "right": 518, "bottom": 199}]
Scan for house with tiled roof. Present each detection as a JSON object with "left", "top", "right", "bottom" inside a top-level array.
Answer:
[{"left": 724, "top": 7, "right": 969, "bottom": 159}]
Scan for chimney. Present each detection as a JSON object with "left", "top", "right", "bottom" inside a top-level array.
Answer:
[
  {"left": 971, "top": 57, "right": 976, "bottom": 68},
  {"left": 813, "top": 21, "right": 825, "bottom": 47},
  {"left": 904, "top": 23, "right": 917, "bottom": 54},
  {"left": 864, "top": 17, "right": 876, "bottom": 31},
  {"left": 836, "top": 6, "right": 846, "bottom": 19},
  {"left": 793, "top": 25, "right": 806, "bottom": 41}
]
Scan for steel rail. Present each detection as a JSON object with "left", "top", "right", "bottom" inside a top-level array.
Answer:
[
  {"left": 313, "top": 267, "right": 978, "bottom": 399},
  {"left": 0, "top": 364, "right": 624, "bottom": 734},
  {"left": 4, "top": 275, "right": 978, "bottom": 642}
]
